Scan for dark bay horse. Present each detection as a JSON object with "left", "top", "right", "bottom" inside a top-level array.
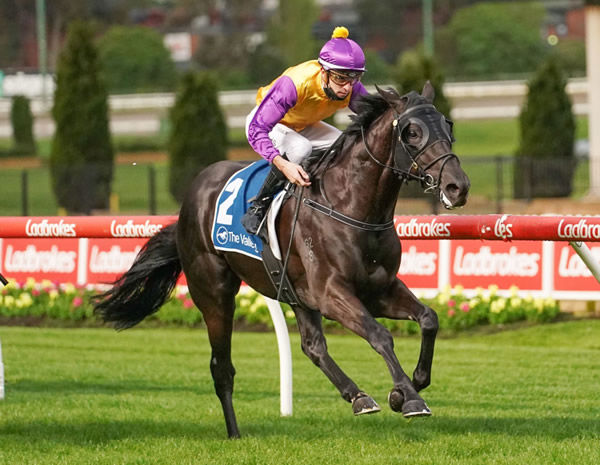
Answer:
[{"left": 94, "top": 83, "right": 470, "bottom": 438}]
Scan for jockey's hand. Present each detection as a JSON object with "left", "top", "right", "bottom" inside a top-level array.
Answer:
[{"left": 273, "top": 155, "right": 311, "bottom": 187}]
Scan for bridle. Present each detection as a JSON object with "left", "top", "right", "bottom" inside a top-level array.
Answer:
[
  {"left": 361, "top": 103, "right": 458, "bottom": 194},
  {"left": 301, "top": 102, "right": 458, "bottom": 232}
]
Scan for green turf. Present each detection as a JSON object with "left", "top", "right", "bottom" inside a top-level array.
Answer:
[
  {"left": 1, "top": 321, "right": 598, "bottom": 464},
  {"left": 452, "top": 116, "right": 588, "bottom": 157}
]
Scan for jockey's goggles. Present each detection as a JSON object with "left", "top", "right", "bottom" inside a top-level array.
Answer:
[{"left": 328, "top": 69, "right": 362, "bottom": 86}]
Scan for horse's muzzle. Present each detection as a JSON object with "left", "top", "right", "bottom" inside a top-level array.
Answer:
[{"left": 440, "top": 164, "right": 470, "bottom": 209}]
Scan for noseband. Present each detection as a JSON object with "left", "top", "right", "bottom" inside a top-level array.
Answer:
[{"left": 360, "top": 103, "right": 458, "bottom": 193}]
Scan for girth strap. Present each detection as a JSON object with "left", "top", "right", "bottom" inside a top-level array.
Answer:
[{"left": 303, "top": 198, "right": 394, "bottom": 232}]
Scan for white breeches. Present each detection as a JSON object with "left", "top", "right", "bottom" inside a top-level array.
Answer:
[{"left": 246, "top": 107, "right": 341, "bottom": 164}]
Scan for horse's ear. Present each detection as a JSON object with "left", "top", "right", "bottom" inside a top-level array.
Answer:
[
  {"left": 375, "top": 84, "right": 402, "bottom": 105},
  {"left": 422, "top": 81, "right": 435, "bottom": 103}
]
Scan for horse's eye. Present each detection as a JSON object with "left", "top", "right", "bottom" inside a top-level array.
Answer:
[{"left": 404, "top": 128, "right": 420, "bottom": 141}]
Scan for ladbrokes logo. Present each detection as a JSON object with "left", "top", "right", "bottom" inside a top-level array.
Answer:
[
  {"left": 399, "top": 246, "right": 437, "bottom": 276},
  {"left": 89, "top": 245, "right": 141, "bottom": 273},
  {"left": 395, "top": 218, "right": 451, "bottom": 238},
  {"left": 557, "top": 219, "right": 600, "bottom": 240},
  {"left": 25, "top": 219, "right": 76, "bottom": 237},
  {"left": 110, "top": 220, "right": 163, "bottom": 238},
  {"left": 4, "top": 245, "right": 76, "bottom": 273},
  {"left": 557, "top": 246, "right": 600, "bottom": 278},
  {"left": 453, "top": 246, "right": 539, "bottom": 277}
]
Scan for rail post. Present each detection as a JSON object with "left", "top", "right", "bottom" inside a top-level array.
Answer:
[
  {"left": 264, "top": 297, "right": 293, "bottom": 416},
  {"left": 570, "top": 241, "right": 600, "bottom": 284}
]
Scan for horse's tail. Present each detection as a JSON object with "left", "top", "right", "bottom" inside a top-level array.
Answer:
[{"left": 93, "top": 222, "right": 182, "bottom": 330}]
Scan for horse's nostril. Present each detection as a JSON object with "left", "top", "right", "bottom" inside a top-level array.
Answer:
[{"left": 446, "top": 184, "right": 459, "bottom": 196}]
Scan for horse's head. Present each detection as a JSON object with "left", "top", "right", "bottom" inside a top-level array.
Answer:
[{"left": 376, "top": 82, "right": 470, "bottom": 209}]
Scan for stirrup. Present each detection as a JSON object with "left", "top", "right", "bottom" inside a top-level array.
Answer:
[{"left": 241, "top": 207, "right": 267, "bottom": 235}]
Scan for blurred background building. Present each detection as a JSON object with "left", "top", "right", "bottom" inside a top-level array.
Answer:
[{"left": 0, "top": 0, "right": 590, "bottom": 89}]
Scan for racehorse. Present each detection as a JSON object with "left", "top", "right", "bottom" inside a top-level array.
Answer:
[{"left": 93, "top": 82, "right": 470, "bottom": 438}]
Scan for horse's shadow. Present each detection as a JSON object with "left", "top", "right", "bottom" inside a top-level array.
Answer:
[
  {"left": 9, "top": 378, "right": 210, "bottom": 396},
  {"left": 3, "top": 406, "right": 598, "bottom": 445},
  {"left": 1, "top": 418, "right": 225, "bottom": 444},
  {"left": 244, "top": 412, "right": 600, "bottom": 443},
  {"left": 6, "top": 380, "right": 599, "bottom": 444}
]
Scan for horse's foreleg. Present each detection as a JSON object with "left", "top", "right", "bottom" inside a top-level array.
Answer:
[
  {"left": 320, "top": 286, "right": 430, "bottom": 417},
  {"left": 294, "top": 307, "right": 380, "bottom": 415},
  {"left": 374, "top": 279, "right": 439, "bottom": 393}
]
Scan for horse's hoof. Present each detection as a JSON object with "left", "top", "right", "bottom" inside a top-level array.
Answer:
[
  {"left": 352, "top": 392, "right": 381, "bottom": 415},
  {"left": 401, "top": 399, "right": 432, "bottom": 418},
  {"left": 388, "top": 389, "right": 404, "bottom": 412}
]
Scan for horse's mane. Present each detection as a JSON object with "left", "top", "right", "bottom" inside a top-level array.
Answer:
[
  {"left": 345, "top": 92, "right": 392, "bottom": 138},
  {"left": 304, "top": 90, "right": 426, "bottom": 178},
  {"left": 304, "top": 93, "right": 390, "bottom": 178}
]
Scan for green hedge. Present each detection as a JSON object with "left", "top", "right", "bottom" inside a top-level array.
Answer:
[
  {"left": 50, "top": 21, "right": 114, "bottom": 214},
  {"left": 0, "top": 279, "right": 560, "bottom": 333},
  {"left": 10, "top": 95, "right": 36, "bottom": 156}
]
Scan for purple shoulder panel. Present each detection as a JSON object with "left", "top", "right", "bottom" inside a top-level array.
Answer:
[
  {"left": 349, "top": 81, "right": 369, "bottom": 113},
  {"left": 247, "top": 76, "right": 298, "bottom": 162}
]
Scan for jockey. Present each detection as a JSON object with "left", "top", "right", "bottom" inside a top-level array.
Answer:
[{"left": 241, "top": 26, "right": 368, "bottom": 235}]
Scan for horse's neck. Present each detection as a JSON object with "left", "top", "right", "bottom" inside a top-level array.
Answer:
[{"left": 325, "top": 111, "right": 401, "bottom": 223}]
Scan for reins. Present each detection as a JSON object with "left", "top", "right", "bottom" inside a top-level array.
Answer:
[{"left": 277, "top": 185, "right": 304, "bottom": 302}]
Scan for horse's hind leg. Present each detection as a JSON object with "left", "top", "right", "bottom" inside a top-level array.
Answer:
[
  {"left": 294, "top": 307, "right": 380, "bottom": 415},
  {"left": 185, "top": 258, "right": 242, "bottom": 439}
]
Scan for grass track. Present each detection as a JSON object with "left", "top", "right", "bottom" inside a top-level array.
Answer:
[{"left": 1, "top": 321, "right": 599, "bottom": 464}]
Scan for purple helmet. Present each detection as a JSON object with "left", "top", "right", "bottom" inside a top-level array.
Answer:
[{"left": 318, "top": 26, "right": 366, "bottom": 74}]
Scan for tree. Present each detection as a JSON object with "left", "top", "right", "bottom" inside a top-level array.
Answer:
[
  {"left": 168, "top": 72, "right": 228, "bottom": 203},
  {"left": 553, "top": 39, "right": 586, "bottom": 77},
  {"left": 98, "top": 25, "right": 177, "bottom": 94},
  {"left": 437, "top": 2, "right": 548, "bottom": 80},
  {"left": 394, "top": 49, "right": 451, "bottom": 117},
  {"left": 514, "top": 55, "right": 576, "bottom": 198},
  {"left": 393, "top": 49, "right": 451, "bottom": 201},
  {"left": 0, "top": 0, "right": 90, "bottom": 69},
  {"left": 354, "top": 0, "right": 409, "bottom": 63},
  {"left": 10, "top": 95, "right": 36, "bottom": 156},
  {"left": 266, "top": 0, "right": 319, "bottom": 68},
  {"left": 361, "top": 49, "right": 392, "bottom": 86},
  {"left": 247, "top": 43, "right": 287, "bottom": 86},
  {"left": 50, "top": 21, "right": 114, "bottom": 214},
  {"left": 192, "top": 0, "right": 265, "bottom": 89}
]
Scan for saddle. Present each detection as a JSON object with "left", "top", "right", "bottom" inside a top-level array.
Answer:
[{"left": 210, "top": 160, "right": 308, "bottom": 309}]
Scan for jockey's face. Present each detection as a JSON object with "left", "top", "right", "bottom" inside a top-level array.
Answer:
[{"left": 321, "top": 69, "right": 359, "bottom": 99}]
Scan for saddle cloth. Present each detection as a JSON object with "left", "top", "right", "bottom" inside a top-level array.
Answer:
[{"left": 211, "top": 160, "right": 284, "bottom": 260}]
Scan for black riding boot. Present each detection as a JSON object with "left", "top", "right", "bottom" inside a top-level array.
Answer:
[{"left": 241, "top": 164, "right": 286, "bottom": 235}]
